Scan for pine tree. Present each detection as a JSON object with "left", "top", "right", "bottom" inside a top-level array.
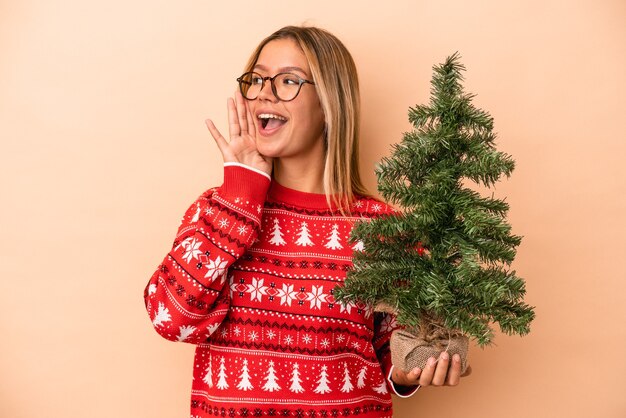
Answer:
[
  {"left": 176, "top": 325, "right": 196, "bottom": 342},
  {"left": 372, "top": 380, "right": 388, "bottom": 394},
  {"left": 289, "top": 363, "right": 305, "bottom": 393},
  {"left": 352, "top": 240, "right": 364, "bottom": 252},
  {"left": 269, "top": 219, "right": 286, "bottom": 246},
  {"left": 203, "top": 355, "right": 213, "bottom": 388},
  {"left": 313, "top": 365, "right": 332, "bottom": 394},
  {"left": 216, "top": 356, "right": 229, "bottom": 390},
  {"left": 191, "top": 202, "right": 201, "bottom": 222},
  {"left": 295, "top": 221, "right": 314, "bottom": 246},
  {"left": 356, "top": 366, "right": 367, "bottom": 389},
  {"left": 324, "top": 224, "right": 343, "bottom": 250},
  {"left": 262, "top": 361, "right": 281, "bottom": 392},
  {"left": 237, "top": 359, "right": 254, "bottom": 391},
  {"left": 152, "top": 302, "right": 172, "bottom": 327},
  {"left": 340, "top": 363, "right": 354, "bottom": 393},
  {"left": 336, "top": 53, "right": 534, "bottom": 346}
]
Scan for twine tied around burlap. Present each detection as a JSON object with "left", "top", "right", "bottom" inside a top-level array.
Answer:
[{"left": 377, "top": 304, "right": 469, "bottom": 374}]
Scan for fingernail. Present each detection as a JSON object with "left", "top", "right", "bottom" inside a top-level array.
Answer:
[
  {"left": 453, "top": 354, "right": 461, "bottom": 363},
  {"left": 427, "top": 357, "right": 436, "bottom": 366},
  {"left": 412, "top": 368, "right": 421, "bottom": 376},
  {"left": 440, "top": 352, "right": 449, "bottom": 361}
]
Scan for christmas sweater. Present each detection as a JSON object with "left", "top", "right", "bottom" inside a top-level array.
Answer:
[{"left": 144, "top": 164, "right": 417, "bottom": 418}]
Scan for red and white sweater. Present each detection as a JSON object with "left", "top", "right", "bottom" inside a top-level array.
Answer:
[{"left": 144, "top": 164, "right": 416, "bottom": 418}]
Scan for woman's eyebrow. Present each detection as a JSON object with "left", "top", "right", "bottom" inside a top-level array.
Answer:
[{"left": 253, "top": 64, "right": 309, "bottom": 75}]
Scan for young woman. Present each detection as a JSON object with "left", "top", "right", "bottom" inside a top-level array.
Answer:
[{"left": 145, "top": 26, "right": 465, "bottom": 417}]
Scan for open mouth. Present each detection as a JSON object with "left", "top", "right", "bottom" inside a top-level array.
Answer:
[{"left": 258, "top": 113, "right": 288, "bottom": 131}]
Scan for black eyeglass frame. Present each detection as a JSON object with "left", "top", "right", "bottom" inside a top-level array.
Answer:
[{"left": 236, "top": 71, "right": 315, "bottom": 102}]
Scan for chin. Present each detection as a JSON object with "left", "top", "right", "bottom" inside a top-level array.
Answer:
[{"left": 255, "top": 144, "right": 283, "bottom": 159}]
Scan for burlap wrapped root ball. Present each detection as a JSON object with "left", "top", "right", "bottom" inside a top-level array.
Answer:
[
  {"left": 390, "top": 328, "right": 469, "bottom": 374},
  {"left": 376, "top": 304, "right": 469, "bottom": 373}
]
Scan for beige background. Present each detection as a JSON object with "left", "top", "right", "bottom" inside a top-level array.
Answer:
[{"left": 1, "top": 0, "right": 625, "bottom": 417}]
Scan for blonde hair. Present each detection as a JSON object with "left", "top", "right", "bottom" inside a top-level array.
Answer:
[{"left": 243, "top": 26, "right": 370, "bottom": 213}]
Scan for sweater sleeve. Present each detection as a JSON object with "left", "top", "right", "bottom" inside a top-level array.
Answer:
[
  {"left": 373, "top": 313, "right": 420, "bottom": 397},
  {"left": 144, "top": 165, "right": 271, "bottom": 344}
]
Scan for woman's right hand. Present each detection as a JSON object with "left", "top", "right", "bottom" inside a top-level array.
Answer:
[{"left": 205, "top": 91, "right": 273, "bottom": 176}]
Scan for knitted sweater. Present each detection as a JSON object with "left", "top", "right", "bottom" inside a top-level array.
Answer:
[{"left": 144, "top": 164, "right": 417, "bottom": 418}]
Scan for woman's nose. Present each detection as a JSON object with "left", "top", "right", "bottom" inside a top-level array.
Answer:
[{"left": 257, "top": 78, "right": 278, "bottom": 102}]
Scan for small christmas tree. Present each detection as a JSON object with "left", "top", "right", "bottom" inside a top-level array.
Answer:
[
  {"left": 262, "top": 361, "right": 281, "bottom": 392},
  {"left": 324, "top": 224, "right": 343, "bottom": 250},
  {"left": 313, "top": 365, "right": 332, "bottom": 394},
  {"left": 356, "top": 366, "right": 367, "bottom": 389},
  {"left": 237, "top": 359, "right": 254, "bottom": 391},
  {"left": 203, "top": 355, "right": 214, "bottom": 388},
  {"left": 216, "top": 357, "right": 229, "bottom": 389},
  {"left": 295, "top": 222, "right": 314, "bottom": 246},
  {"left": 336, "top": 53, "right": 534, "bottom": 369},
  {"left": 340, "top": 363, "right": 354, "bottom": 393},
  {"left": 289, "top": 362, "right": 305, "bottom": 393},
  {"left": 269, "top": 219, "right": 286, "bottom": 246}
]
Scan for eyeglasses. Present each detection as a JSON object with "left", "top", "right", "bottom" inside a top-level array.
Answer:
[{"left": 236, "top": 71, "right": 315, "bottom": 102}]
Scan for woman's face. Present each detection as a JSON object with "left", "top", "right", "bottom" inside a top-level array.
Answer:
[{"left": 247, "top": 38, "right": 326, "bottom": 164}]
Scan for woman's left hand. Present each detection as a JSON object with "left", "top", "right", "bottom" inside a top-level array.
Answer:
[{"left": 391, "top": 352, "right": 472, "bottom": 388}]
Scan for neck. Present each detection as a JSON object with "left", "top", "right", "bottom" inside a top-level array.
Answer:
[{"left": 273, "top": 157, "right": 325, "bottom": 194}]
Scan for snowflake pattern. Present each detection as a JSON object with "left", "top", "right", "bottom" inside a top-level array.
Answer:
[
  {"left": 277, "top": 283, "right": 298, "bottom": 307},
  {"left": 181, "top": 237, "right": 202, "bottom": 263},
  {"left": 149, "top": 190, "right": 400, "bottom": 410},
  {"left": 247, "top": 277, "right": 268, "bottom": 302},
  {"left": 378, "top": 314, "right": 397, "bottom": 333},
  {"left": 306, "top": 285, "right": 327, "bottom": 309},
  {"left": 205, "top": 255, "right": 228, "bottom": 282},
  {"left": 231, "top": 280, "right": 365, "bottom": 318},
  {"left": 339, "top": 300, "right": 356, "bottom": 315}
]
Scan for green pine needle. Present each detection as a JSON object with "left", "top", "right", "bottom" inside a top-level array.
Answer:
[{"left": 335, "top": 53, "right": 535, "bottom": 346}]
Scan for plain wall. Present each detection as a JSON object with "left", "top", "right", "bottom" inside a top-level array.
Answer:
[{"left": 1, "top": 1, "right": 625, "bottom": 417}]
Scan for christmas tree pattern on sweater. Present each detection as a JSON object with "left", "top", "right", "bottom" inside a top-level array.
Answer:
[{"left": 144, "top": 165, "right": 410, "bottom": 417}]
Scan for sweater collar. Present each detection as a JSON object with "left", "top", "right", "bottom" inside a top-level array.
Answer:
[{"left": 267, "top": 179, "right": 333, "bottom": 210}]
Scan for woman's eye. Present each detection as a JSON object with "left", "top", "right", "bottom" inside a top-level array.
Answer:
[
  {"left": 283, "top": 76, "right": 299, "bottom": 85},
  {"left": 251, "top": 77, "right": 263, "bottom": 85}
]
